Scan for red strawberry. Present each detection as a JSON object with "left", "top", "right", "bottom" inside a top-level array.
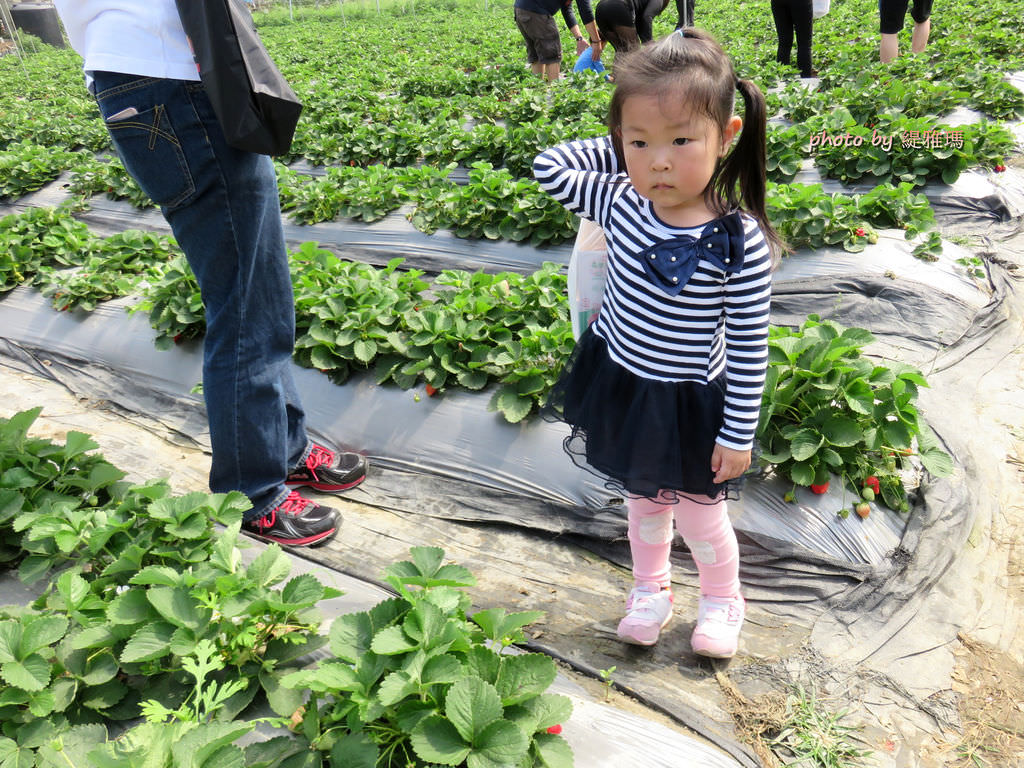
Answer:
[
  {"left": 855, "top": 227, "right": 866, "bottom": 237},
  {"left": 546, "top": 725, "right": 563, "bottom": 735},
  {"left": 863, "top": 476, "right": 880, "bottom": 495},
  {"left": 425, "top": 384, "right": 437, "bottom": 396},
  {"left": 855, "top": 502, "right": 870, "bottom": 518},
  {"left": 810, "top": 481, "right": 829, "bottom": 494}
]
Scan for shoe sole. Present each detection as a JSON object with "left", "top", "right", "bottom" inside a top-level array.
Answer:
[
  {"left": 617, "top": 613, "right": 672, "bottom": 646},
  {"left": 692, "top": 645, "right": 737, "bottom": 659},
  {"left": 242, "top": 525, "right": 338, "bottom": 548},
  {"left": 285, "top": 474, "right": 365, "bottom": 492}
]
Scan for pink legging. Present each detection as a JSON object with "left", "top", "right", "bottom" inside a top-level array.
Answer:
[{"left": 627, "top": 494, "right": 740, "bottom": 598}]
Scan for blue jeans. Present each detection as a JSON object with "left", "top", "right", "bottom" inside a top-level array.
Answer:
[{"left": 91, "top": 71, "right": 310, "bottom": 520}]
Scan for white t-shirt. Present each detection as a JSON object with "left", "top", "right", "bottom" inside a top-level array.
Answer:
[{"left": 52, "top": 0, "right": 200, "bottom": 82}]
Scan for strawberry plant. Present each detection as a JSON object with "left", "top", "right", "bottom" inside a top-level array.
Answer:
[
  {"left": 66, "top": 155, "right": 153, "bottom": 209},
  {"left": 39, "top": 229, "right": 178, "bottom": 312},
  {"left": 0, "top": 141, "right": 85, "bottom": 201},
  {"left": 766, "top": 125, "right": 808, "bottom": 183},
  {"left": 280, "top": 546, "right": 574, "bottom": 768},
  {"left": 410, "top": 162, "right": 578, "bottom": 246},
  {"left": 129, "top": 255, "right": 205, "bottom": 349},
  {"left": 292, "top": 247, "right": 428, "bottom": 384},
  {"left": 1, "top": 206, "right": 97, "bottom": 292},
  {"left": 810, "top": 109, "right": 1015, "bottom": 188},
  {"left": 757, "top": 315, "right": 953, "bottom": 512},
  {"left": 767, "top": 181, "right": 943, "bottom": 259}
]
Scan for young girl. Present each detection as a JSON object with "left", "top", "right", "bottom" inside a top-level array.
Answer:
[{"left": 534, "top": 28, "right": 779, "bottom": 658}]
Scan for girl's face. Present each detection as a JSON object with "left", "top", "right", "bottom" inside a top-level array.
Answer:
[{"left": 618, "top": 91, "right": 741, "bottom": 227}]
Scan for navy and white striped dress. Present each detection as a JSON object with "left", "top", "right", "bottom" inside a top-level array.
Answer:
[{"left": 535, "top": 136, "right": 772, "bottom": 500}]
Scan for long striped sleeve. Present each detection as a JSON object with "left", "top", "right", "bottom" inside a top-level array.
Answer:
[
  {"left": 533, "top": 136, "right": 626, "bottom": 226},
  {"left": 717, "top": 219, "right": 772, "bottom": 450}
]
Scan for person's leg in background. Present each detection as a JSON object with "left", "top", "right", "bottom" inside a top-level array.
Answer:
[
  {"left": 910, "top": 0, "right": 932, "bottom": 53},
  {"left": 791, "top": 0, "right": 814, "bottom": 76},
  {"left": 514, "top": 7, "right": 545, "bottom": 76},
  {"left": 879, "top": 0, "right": 909, "bottom": 61},
  {"left": 771, "top": 0, "right": 795, "bottom": 70}
]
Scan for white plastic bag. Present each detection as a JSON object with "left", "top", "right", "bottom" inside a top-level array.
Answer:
[
  {"left": 567, "top": 218, "right": 608, "bottom": 340},
  {"left": 812, "top": 0, "right": 830, "bottom": 19}
]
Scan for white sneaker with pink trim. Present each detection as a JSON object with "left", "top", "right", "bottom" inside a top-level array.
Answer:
[
  {"left": 616, "top": 583, "right": 674, "bottom": 646},
  {"left": 690, "top": 593, "right": 745, "bottom": 658}
]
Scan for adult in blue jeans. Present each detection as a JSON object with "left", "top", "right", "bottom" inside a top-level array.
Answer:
[{"left": 52, "top": 0, "right": 367, "bottom": 547}]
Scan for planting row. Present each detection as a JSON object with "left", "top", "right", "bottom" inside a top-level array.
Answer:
[
  {"left": 2, "top": 147, "right": 948, "bottom": 257},
  {"left": 0, "top": 207, "right": 952, "bottom": 505},
  {"left": 0, "top": 107, "right": 1015, "bottom": 208},
  {"left": 0, "top": 407, "right": 573, "bottom": 768}
]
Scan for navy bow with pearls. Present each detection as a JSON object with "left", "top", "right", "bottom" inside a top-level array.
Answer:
[{"left": 636, "top": 212, "right": 746, "bottom": 296}]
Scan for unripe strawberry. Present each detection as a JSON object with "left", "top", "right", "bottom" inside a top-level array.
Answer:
[{"left": 855, "top": 502, "right": 870, "bottom": 518}]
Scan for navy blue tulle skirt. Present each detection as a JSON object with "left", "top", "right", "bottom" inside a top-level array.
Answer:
[{"left": 544, "top": 327, "right": 740, "bottom": 502}]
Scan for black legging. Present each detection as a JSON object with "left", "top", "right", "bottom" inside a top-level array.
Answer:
[{"left": 771, "top": 0, "right": 813, "bottom": 77}]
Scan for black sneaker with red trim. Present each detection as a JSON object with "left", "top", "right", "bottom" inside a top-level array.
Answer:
[
  {"left": 241, "top": 490, "right": 339, "bottom": 547},
  {"left": 287, "top": 443, "right": 367, "bottom": 493}
]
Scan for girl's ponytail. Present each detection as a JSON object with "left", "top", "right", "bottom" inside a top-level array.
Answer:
[{"left": 715, "top": 78, "right": 783, "bottom": 264}]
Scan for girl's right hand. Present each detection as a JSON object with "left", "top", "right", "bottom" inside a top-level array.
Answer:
[{"left": 711, "top": 444, "right": 751, "bottom": 484}]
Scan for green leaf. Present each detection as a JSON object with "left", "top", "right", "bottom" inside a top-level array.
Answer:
[
  {"left": 496, "top": 653, "right": 557, "bottom": 706},
  {"left": 353, "top": 338, "right": 378, "bottom": 363},
  {"left": 471, "top": 609, "right": 544, "bottom": 645},
  {"left": 172, "top": 722, "right": 255, "bottom": 768},
  {"left": 78, "top": 650, "right": 120, "bottom": 686},
  {"left": 78, "top": 678, "right": 127, "bottom": 710},
  {"left": 446, "top": 676, "right": 504, "bottom": 743},
  {"left": 247, "top": 544, "right": 292, "bottom": 588},
  {"left": 410, "top": 715, "right": 470, "bottom": 766},
  {"left": 70, "top": 625, "right": 119, "bottom": 650},
  {"left": 467, "top": 720, "right": 530, "bottom": 768},
  {"left": 822, "top": 416, "right": 863, "bottom": 447},
  {"left": 422, "top": 653, "right": 464, "bottom": 685},
  {"left": 531, "top": 731, "right": 575, "bottom": 768},
  {"left": 377, "top": 670, "right": 417, "bottom": 707},
  {"left": 790, "top": 461, "right": 817, "bottom": 486},
  {"left": 842, "top": 379, "right": 875, "bottom": 415},
  {"left": 279, "top": 573, "right": 326, "bottom": 607},
  {"left": 494, "top": 388, "right": 533, "bottom": 423},
  {"left": 19, "top": 615, "right": 68, "bottom": 657},
  {"left": 108, "top": 588, "right": 158, "bottom": 625},
  {"left": 919, "top": 448, "right": 954, "bottom": 477},
  {"left": 146, "top": 586, "right": 207, "bottom": 630},
  {"left": 789, "top": 430, "right": 824, "bottom": 462},
  {"left": 1, "top": 654, "right": 51, "bottom": 691},
  {"left": 329, "top": 733, "right": 378, "bottom": 768},
  {"left": 259, "top": 668, "right": 305, "bottom": 719},
  {"left": 120, "top": 621, "right": 176, "bottom": 663},
  {"left": 371, "top": 625, "right": 418, "bottom": 655}
]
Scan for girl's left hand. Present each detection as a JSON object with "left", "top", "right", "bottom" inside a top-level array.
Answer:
[{"left": 711, "top": 444, "right": 751, "bottom": 484}]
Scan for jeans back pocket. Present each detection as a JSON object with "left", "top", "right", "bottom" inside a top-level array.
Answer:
[{"left": 103, "top": 98, "right": 196, "bottom": 210}]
